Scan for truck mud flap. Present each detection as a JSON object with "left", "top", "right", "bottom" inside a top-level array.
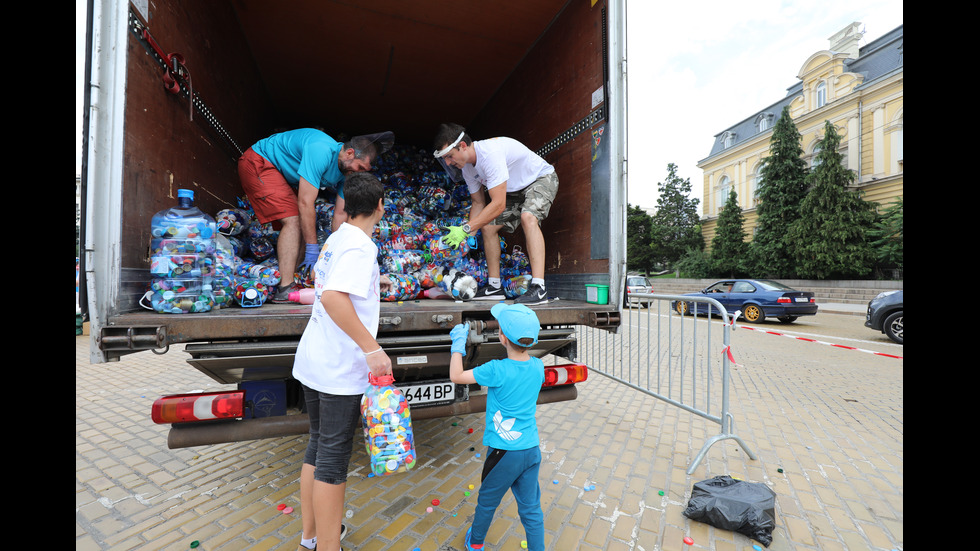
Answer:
[{"left": 165, "top": 385, "right": 577, "bottom": 449}]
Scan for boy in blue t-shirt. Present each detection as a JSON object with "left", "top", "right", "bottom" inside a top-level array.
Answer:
[{"left": 449, "top": 303, "right": 545, "bottom": 551}]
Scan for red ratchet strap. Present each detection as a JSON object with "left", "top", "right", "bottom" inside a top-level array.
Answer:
[{"left": 142, "top": 28, "right": 194, "bottom": 121}]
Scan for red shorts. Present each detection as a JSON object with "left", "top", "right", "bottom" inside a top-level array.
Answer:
[{"left": 238, "top": 147, "right": 298, "bottom": 226}]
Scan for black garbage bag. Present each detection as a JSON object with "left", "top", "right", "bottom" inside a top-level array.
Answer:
[{"left": 683, "top": 475, "right": 776, "bottom": 547}]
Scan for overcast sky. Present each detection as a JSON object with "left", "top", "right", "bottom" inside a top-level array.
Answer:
[
  {"left": 625, "top": 0, "right": 904, "bottom": 212},
  {"left": 77, "top": 1, "right": 903, "bottom": 212}
]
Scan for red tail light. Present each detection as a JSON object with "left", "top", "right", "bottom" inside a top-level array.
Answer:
[
  {"left": 777, "top": 297, "right": 791, "bottom": 303},
  {"left": 151, "top": 391, "right": 245, "bottom": 424},
  {"left": 543, "top": 363, "right": 589, "bottom": 387}
]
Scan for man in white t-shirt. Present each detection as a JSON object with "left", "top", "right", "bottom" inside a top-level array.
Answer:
[
  {"left": 434, "top": 123, "right": 559, "bottom": 305},
  {"left": 292, "top": 172, "right": 392, "bottom": 551}
]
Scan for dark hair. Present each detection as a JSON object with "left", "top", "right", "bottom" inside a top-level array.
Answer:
[
  {"left": 433, "top": 123, "right": 472, "bottom": 152},
  {"left": 342, "top": 172, "right": 383, "bottom": 217},
  {"left": 502, "top": 333, "right": 535, "bottom": 351},
  {"left": 344, "top": 136, "right": 379, "bottom": 162}
]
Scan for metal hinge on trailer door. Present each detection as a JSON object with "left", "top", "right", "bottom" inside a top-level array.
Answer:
[{"left": 127, "top": 7, "right": 244, "bottom": 158}]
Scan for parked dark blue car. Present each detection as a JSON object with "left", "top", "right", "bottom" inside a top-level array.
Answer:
[{"left": 673, "top": 279, "right": 818, "bottom": 323}]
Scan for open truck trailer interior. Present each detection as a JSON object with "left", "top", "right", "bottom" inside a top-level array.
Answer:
[{"left": 80, "top": 0, "right": 627, "bottom": 447}]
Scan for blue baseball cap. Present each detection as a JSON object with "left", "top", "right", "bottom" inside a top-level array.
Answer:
[{"left": 491, "top": 303, "right": 540, "bottom": 346}]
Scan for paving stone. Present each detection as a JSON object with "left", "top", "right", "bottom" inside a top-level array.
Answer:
[{"left": 76, "top": 321, "right": 903, "bottom": 550}]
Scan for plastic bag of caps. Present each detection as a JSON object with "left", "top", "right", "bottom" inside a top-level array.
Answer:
[
  {"left": 212, "top": 234, "right": 238, "bottom": 309},
  {"left": 383, "top": 249, "right": 428, "bottom": 275},
  {"left": 233, "top": 277, "right": 271, "bottom": 308},
  {"left": 215, "top": 208, "right": 250, "bottom": 237},
  {"left": 381, "top": 273, "right": 420, "bottom": 302}
]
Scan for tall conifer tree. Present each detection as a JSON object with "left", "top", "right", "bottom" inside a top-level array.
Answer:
[
  {"left": 626, "top": 204, "right": 655, "bottom": 274},
  {"left": 649, "top": 163, "right": 702, "bottom": 269},
  {"left": 790, "top": 120, "right": 876, "bottom": 278},
  {"left": 750, "top": 106, "right": 808, "bottom": 277},
  {"left": 711, "top": 189, "right": 747, "bottom": 277}
]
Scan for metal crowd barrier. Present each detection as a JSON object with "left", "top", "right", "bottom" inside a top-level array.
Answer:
[{"left": 573, "top": 293, "right": 757, "bottom": 474}]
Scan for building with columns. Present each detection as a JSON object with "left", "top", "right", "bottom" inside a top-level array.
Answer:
[{"left": 697, "top": 22, "right": 903, "bottom": 246}]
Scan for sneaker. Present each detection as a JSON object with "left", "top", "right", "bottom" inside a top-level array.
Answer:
[
  {"left": 472, "top": 285, "right": 505, "bottom": 301},
  {"left": 514, "top": 283, "right": 547, "bottom": 305},
  {"left": 297, "top": 525, "right": 345, "bottom": 551},
  {"left": 465, "top": 527, "right": 485, "bottom": 551},
  {"left": 271, "top": 282, "right": 300, "bottom": 304}
]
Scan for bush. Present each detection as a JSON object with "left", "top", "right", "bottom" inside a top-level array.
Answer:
[{"left": 674, "top": 248, "right": 714, "bottom": 279}]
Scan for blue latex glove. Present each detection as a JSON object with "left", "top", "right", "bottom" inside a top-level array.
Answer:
[
  {"left": 299, "top": 243, "right": 319, "bottom": 269},
  {"left": 441, "top": 225, "right": 467, "bottom": 249},
  {"left": 450, "top": 323, "right": 469, "bottom": 356}
]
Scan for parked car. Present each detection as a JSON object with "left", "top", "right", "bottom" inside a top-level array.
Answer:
[
  {"left": 672, "top": 279, "right": 817, "bottom": 323},
  {"left": 865, "top": 290, "right": 903, "bottom": 344},
  {"left": 624, "top": 276, "right": 653, "bottom": 307}
]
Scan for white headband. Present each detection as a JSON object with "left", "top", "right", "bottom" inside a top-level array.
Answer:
[{"left": 433, "top": 132, "right": 465, "bottom": 158}]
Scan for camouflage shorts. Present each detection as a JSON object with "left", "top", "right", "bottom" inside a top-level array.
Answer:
[{"left": 493, "top": 172, "right": 559, "bottom": 233}]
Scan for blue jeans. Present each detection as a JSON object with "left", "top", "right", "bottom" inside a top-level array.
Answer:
[
  {"left": 302, "top": 385, "right": 361, "bottom": 485},
  {"left": 471, "top": 446, "right": 544, "bottom": 550}
]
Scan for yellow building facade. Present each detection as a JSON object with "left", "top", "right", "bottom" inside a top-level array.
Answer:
[{"left": 697, "top": 22, "right": 903, "bottom": 247}]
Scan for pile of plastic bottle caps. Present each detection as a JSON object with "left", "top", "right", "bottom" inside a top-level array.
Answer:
[
  {"left": 370, "top": 144, "right": 532, "bottom": 302},
  {"left": 155, "top": 142, "right": 533, "bottom": 312}
]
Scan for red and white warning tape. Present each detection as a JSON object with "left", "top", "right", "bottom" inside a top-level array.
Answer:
[{"left": 735, "top": 324, "right": 903, "bottom": 359}]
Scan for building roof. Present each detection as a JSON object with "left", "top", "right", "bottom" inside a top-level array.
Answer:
[{"left": 701, "top": 24, "right": 903, "bottom": 162}]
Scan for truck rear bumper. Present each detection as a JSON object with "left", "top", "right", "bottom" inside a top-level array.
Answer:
[{"left": 166, "top": 385, "right": 577, "bottom": 449}]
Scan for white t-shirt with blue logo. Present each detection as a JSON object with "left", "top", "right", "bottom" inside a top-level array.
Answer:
[
  {"left": 473, "top": 357, "right": 545, "bottom": 450},
  {"left": 292, "top": 223, "right": 380, "bottom": 395}
]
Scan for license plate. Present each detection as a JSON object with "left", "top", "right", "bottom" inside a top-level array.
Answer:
[
  {"left": 794, "top": 297, "right": 810, "bottom": 302},
  {"left": 399, "top": 382, "right": 455, "bottom": 406}
]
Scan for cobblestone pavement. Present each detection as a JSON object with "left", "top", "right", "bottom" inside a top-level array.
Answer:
[{"left": 76, "top": 317, "right": 902, "bottom": 551}]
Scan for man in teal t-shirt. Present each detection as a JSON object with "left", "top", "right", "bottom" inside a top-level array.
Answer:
[
  {"left": 238, "top": 128, "right": 393, "bottom": 302},
  {"left": 449, "top": 304, "right": 545, "bottom": 551}
]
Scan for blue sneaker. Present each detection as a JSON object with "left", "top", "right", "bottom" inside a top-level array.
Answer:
[{"left": 465, "top": 527, "right": 485, "bottom": 550}]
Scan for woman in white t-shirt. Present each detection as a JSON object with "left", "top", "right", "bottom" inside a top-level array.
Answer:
[{"left": 292, "top": 172, "right": 392, "bottom": 551}]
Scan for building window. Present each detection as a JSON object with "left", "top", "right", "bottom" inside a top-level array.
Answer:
[
  {"left": 717, "top": 175, "right": 731, "bottom": 212},
  {"left": 815, "top": 81, "right": 827, "bottom": 109},
  {"left": 722, "top": 131, "right": 736, "bottom": 148},
  {"left": 750, "top": 163, "right": 762, "bottom": 206},
  {"left": 755, "top": 113, "right": 772, "bottom": 133}
]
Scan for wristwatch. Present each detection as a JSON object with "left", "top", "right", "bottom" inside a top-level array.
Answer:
[{"left": 461, "top": 223, "right": 471, "bottom": 234}]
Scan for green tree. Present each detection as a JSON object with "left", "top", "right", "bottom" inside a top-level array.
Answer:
[
  {"left": 649, "top": 163, "right": 703, "bottom": 269},
  {"left": 675, "top": 247, "right": 714, "bottom": 279},
  {"left": 790, "top": 120, "right": 877, "bottom": 279},
  {"left": 749, "top": 106, "right": 808, "bottom": 277},
  {"left": 868, "top": 197, "right": 903, "bottom": 275},
  {"left": 626, "top": 204, "right": 655, "bottom": 273},
  {"left": 711, "top": 189, "right": 748, "bottom": 277}
]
